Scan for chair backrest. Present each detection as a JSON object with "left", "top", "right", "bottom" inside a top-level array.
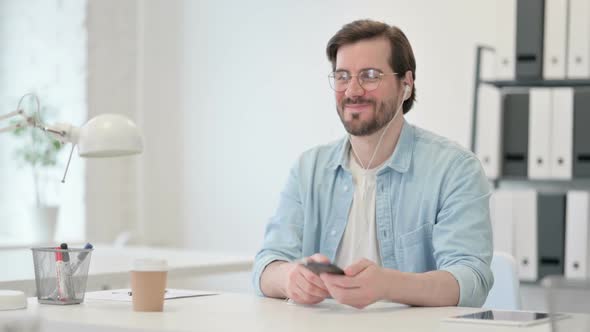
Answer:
[
  {"left": 113, "top": 231, "right": 132, "bottom": 247},
  {"left": 483, "top": 251, "right": 522, "bottom": 310}
]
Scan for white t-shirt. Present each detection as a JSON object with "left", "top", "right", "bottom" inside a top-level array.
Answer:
[{"left": 334, "top": 148, "right": 383, "bottom": 268}]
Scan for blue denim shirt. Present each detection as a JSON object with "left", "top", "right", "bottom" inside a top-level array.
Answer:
[{"left": 253, "top": 120, "right": 494, "bottom": 307}]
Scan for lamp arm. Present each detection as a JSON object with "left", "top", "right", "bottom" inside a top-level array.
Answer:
[
  {"left": 34, "top": 122, "right": 80, "bottom": 184},
  {"left": 0, "top": 93, "right": 44, "bottom": 134},
  {"left": 1, "top": 93, "right": 82, "bottom": 184},
  {"left": 40, "top": 123, "right": 80, "bottom": 144},
  {"left": 0, "top": 109, "right": 27, "bottom": 133},
  {"left": 0, "top": 109, "right": 75, "bottom": 142},
  {"left": 0, "top": 123, "right": 25, "bottom": 134},
  {"left": 0, "top": 109, "right": 25, "bottom": 121}
]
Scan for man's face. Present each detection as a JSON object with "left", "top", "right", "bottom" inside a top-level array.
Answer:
[{"left": 334, "top": 37, "right": 402, "bottom": 136}]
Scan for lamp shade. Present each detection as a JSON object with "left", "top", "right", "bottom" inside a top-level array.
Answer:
[{"left": 77, "top": 114, "right": 143, "bottom": 158}]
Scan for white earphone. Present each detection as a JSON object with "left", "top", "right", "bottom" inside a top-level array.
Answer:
[{"left": 403, "top": 84, "right": 411, "bottom": 100}]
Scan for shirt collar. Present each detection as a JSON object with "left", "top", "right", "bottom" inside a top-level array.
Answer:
[{"left": 326, "top": 119, "right": 415, "bottom": 173}]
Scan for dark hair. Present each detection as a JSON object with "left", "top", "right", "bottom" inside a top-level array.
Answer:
[{"left": 326, "top": 19, "right": 417, "bottom": 114}]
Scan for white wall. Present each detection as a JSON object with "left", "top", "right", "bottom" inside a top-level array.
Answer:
[
  {"left": 86, "top": 0, "right": 501, "bottom": 254},
  {"left": 85, "top": 0, "right": 185, "bottom": 247},
  {"left": 136, "top": 0, "right": 185, "bottom": 246},
  {"left": 86, "top": 0, "right": 142, "bottom": 243},
  {"left": 86, "top": 0, "right": 184, "bottom": 246}
]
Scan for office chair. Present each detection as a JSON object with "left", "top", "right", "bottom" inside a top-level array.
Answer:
[
  {"left": 483, "top": 251, "right": 522, "bottom": 310},
  {"left": 113, "top": 231, "right": 133, "bottom": 247}
]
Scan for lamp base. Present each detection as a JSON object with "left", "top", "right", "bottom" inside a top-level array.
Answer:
[{"left": 0, "top": 290, "right": 26, "bottom": 310}]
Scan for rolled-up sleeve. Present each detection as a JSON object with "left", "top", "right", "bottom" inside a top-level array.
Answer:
[
  {"left": 252, "top": 161, "right": 304, "bottom": 296},
  {"left": 434, "top": 153, "right": 494, "bottom": 307}
]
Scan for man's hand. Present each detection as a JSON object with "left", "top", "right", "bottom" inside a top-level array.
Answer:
[
  {"left": 320, "top": 258, "right": 387, "bottom": 309},
  {"left": 282, "top": 253, "right": 331, "bottom": 305}
]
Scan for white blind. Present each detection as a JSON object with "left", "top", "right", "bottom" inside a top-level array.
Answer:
[{"left": 0, "top": 0, "right": 87, "bottom": 245}]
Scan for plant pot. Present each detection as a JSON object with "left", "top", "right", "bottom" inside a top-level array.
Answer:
[{"left": 31, "top": 205, "right": 59, "bottom": 244}]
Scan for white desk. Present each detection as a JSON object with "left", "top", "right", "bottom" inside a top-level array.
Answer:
[
  {"left": 0, "top": 245, "right": 253, "bottom": 295},
  {"left": 4, "top": 292, "right": 590, "bottom": 332}
]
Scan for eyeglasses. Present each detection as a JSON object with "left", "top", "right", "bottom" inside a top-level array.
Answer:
[{"left": 328, "top": 68, "right": 398, "bottom": 92}]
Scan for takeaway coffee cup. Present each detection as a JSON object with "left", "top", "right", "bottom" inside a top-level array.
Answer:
[{"left": 130, "top": 258, "right": 168, "bottom": 312}]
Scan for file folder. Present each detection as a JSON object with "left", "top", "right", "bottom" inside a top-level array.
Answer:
[
  {"left": 537, "top": 193, "right": 566, "bottom": 280},
  {"left": 502, "top": 91, "right": 529, "bottom": 177},
  {"left": 480, "top": 48, "right": 498, "bottom": 81},
  {"left": 490, "top": 190, "right": 515, "bottom": 255},
  {"left": 528, "top": 88, "right": 552, "bottom": 179},
  {"left": 567, "top": 0, "right": 590, "bottom": 78},
  {"left": 513, "top": 190, "right": 538, "bottom": 281},
  {"left": 573, "top": 89, "right": 590, "bottom": 177},
  {"left": 565, "top": 191, "right": 590, "bottom": 279},
  {"left": 516, "top": 0, "right": 545, "bottom": 80},
  {"left": 543, "top": 0, "right": 568, "bottom": 79},
  {"left": 551, "top": 88, "right": 574, "bottom": 179},
  {"left": 492, "top": 190, "right": 566, "bottom": 281},
  {"left": 476, "top": 85, "right": 503, "bottom": 179},
  {"left": 496, "top": 0, "right": 517, "bottom": 80}
]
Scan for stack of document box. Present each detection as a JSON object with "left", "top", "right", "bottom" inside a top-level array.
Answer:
[
  {"left": 476, "top": 87, "right": 590, "bottom": 180},
  {"left": 490, "top": 190, "right": 590, "bottom": 281},
  {"left": 478, "top": 0, "right": 590, "bottom": 283},
  {"left": 493, "top": 0, "right": 590, "bottom": 81}
]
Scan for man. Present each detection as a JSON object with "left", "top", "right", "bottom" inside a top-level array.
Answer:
[{"left": 252, "top": 19, "right": 493, "bottom": 309}]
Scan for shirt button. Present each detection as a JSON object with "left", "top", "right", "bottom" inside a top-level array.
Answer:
[
  {"left": 343, "top": 186, "right": 349, "bottom": 192},
  {"left": 331, "top": 230, "right": 337, "bottom": 236}
]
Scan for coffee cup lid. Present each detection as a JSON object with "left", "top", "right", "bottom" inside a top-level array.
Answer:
[{"left": 132, "top": 258, "right": 168, "bottom": 271}]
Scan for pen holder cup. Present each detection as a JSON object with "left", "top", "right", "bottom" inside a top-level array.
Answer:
[{"left": 31, "top": 247, "right": 93, "bottom": 305}]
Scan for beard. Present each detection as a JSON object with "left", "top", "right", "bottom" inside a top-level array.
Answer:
[{"left": 337, "top": 96, "right": 398, "bottom": 136}]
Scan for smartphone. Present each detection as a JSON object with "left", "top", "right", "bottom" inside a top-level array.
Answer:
[{"left": 303, "top": 262, "right": 345, "bottom": 275}]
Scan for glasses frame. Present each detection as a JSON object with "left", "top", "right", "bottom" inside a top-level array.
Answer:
[{"left": 328, "top": 69, "right": 398, "bottom": 92}]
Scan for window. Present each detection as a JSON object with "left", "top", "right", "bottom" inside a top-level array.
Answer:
[{"left": 0, "top": 0, "right": 87, "bottom": 246}]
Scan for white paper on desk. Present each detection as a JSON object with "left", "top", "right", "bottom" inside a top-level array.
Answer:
[{"left": 85, "top": 289, "right": 217, "bottom": 302}]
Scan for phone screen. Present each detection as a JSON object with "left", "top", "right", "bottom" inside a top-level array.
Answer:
[{"left": 303, "top": 262, "right": 345, "bottom": 275}]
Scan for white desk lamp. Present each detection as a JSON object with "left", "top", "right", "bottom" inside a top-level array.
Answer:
[
  {"left": 0, "top": 93, "right": 143, "bottom": 182},
  {"left": 0, "top": 93, "right": 143, "bottom": 309}
]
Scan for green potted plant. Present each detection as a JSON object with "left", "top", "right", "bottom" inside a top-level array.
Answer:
[{"left": 12, "top": 105, "right": 64, "bottom": 243}]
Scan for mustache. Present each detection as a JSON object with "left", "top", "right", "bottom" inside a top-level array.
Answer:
[{"left": 341, "top": 97, "right": 376, "bottom": 107}]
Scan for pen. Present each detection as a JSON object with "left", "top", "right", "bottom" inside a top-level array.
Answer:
[
  {"left": 54, "top": 247, "right": 69, "bottom": 300},
  {"left": 60, "top": 243, "right": 76, "bottom": 300},
  {"left": 69, "top": 243, "right": 93, "bottom": 275},
  {"left": 60, "top": 243, "right": 70, "bottom": 262}
]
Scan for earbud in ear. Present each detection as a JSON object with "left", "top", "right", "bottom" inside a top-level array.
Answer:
[{"left": 403, "top": 85, "right": 411, "bottom": 99}]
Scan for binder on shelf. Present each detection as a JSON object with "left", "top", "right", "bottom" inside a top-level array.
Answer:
[
  {"left": 515, "top": 0, "right": 545, "bottom": 80},
  {"left": 543, "top": 0, "right": 568, "bottom": 79},
  {"left": 513, "top": 190, "right": 538, "bottom": 281},
  {"left": 495, "top": 0, "right": 517, "bottom": 80},
  {"left": 567, "top": 0, "right": 590, "bottom": 79},
  {"left": 573, "top": 89, "right": 590, "bottom": 177},
  {"left": 480, "top": 49, "right": 498, "bottom": 81},
  {"left": 491, "top": 190, "right": 566, "bottom": 281},
  {"left": 551, "top": 88, "right": 574, "bottom": 179},
  {"left": 502, "top": 91, "right": 529, "bottom": 177},
  {"left": 537, "top": 193, "right": 566, "bottom": 279},
  {"left": 528, "top": 88, "right": 552, "bottom": 179},
  {"left": 490, "top": 190, "right": 515, "bottom": 255},
  {"left": 565, "top": 191, "right": 590, "bottom": 279},
  {"left": 475, "top": 85, "right": 502, "bottom": 178}
]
